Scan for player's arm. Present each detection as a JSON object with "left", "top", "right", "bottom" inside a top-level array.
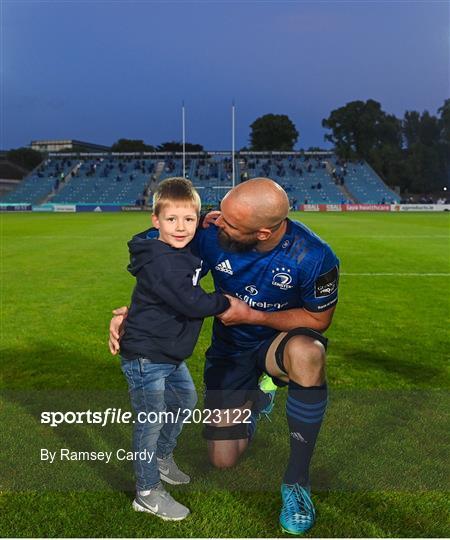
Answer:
[
  {"left": 219, "top": 247, "right": 339, "bottom": 332},
  {"left": 218, "top": 300, "right": 335, "bottom": 332},
  {"left": 250, "top": 303, "right": 335, "bottom": 332}
]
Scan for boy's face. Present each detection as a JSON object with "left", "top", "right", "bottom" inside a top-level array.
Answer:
[{"left": 152, "top": 202, "right": 198, "bottom": 249}]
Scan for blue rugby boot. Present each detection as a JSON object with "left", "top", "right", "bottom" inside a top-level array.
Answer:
[{"left": 280, "top": 483, "right": 315, "bottom": 535}]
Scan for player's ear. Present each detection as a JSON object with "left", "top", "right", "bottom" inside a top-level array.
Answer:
[
  {"left": 256, "top": 228, "right": 272, "bottom": 241},
  {"left": 152, "top": 214, "right": 160, "bottom": 229}
]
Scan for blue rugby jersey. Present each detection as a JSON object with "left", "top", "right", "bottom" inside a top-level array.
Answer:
[{"left": 193, "top": 219, "right": 339, "bottom": 351}]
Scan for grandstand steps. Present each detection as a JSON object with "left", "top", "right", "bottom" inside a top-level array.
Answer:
[
  {"left": 40, "top": 161, "right": 81, "bottom": 204},
  {"left": 365, "top": 161, "right": 399, "bottom": 199},
  {"left": 137, "top": 160, "right": 166, "bottom": 204},
  {"left": 154, "top": 161, "right": 166, "bottom": 179},
  {"left": 338, "top": 182, "right": 357, "bottom": 203},
  {"left": 144, "top": 163, "right": 165, "bottom": 204},
  {"left": 38, "top": 192, "right": 52, "bottom": 204},
  {"left": 38, "top": 187, "right": 59, "bottom": 204}
]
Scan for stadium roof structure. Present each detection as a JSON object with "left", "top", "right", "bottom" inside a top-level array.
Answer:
[
  {"left": 31, "top": 139, "right": 110, "bottom": 153},
  {"left": 47, "top": 150, "right": 335, "bottom": 158}
]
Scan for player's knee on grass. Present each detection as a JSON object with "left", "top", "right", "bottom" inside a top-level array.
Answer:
[
  {"left": 207, "top": 439, "right": 247, "bottom": 469},
  {"left": 203, "top": 409, "right": 249, "bottom": 468},
  {"left": 284, "top": 335, "right": 326, "bottom": 386}
]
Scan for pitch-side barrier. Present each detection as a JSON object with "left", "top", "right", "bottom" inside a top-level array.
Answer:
[
  {"left": 1, "top": 203, "right": 449, "bottom": 212},
  {"left": 300, "top": 204, "right": 450, "bottom": 212}
]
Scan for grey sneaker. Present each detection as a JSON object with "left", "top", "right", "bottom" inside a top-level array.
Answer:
[
  {"left": 132, "top": 483, "right": 190, "bottom": 521},
  {"left": 157, "top": 454, "right": 190, "bottom": 485}
]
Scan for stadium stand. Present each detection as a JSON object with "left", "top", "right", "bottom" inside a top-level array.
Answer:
[
  {"left": 0, "top": 158, "right": 74, "bottom": 204},
  {"left": 51, "top": 157, "right": 157, "bottom": 204},
  {"left": 0, "top": 152, "right": 400, "bottom": 206},
  {"left": 329, "top": 158, "right": 398, "bottom": 204},
  {"left": 239, "top": 155, "right": 349, "bottom": 204},
  {"left": 158, "top": 156, "right": 235, "bottom": 206},
  {"left": 0, "top": 179, "right": 21, "bottom": 198}
]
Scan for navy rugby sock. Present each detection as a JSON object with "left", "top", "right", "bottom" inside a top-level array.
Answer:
[
  {"left": 247, "top": 411, "right": 258, "bottom": 442},
  {"left": 284, "top": 380, "right": 327, "bottom": 486}
]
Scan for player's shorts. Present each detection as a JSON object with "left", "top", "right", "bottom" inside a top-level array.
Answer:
[{"left": 203, "top": 327, "right": 328, "bottom": 412}]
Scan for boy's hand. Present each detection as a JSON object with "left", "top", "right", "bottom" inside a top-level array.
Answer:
[
  {"left": 202, "top": 210, "right": 221, "bottom": 228},
  {"left": 108, "top": 306, "right": 129, "bottom": 355},
  {"left": 218, "top": 295, "right": 255, "bottom": 326}
]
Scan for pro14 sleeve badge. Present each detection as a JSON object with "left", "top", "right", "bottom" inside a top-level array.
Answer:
[{"left": 314, "top": 265, "right": 339, "bottom": 298}]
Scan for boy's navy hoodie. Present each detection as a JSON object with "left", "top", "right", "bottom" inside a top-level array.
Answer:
[{"left": 120, "top": 228, "right": 230, "bottom": 364}]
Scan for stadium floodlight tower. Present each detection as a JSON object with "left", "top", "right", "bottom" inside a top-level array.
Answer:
[{"left": 182, "top": 100, "right": 186, "bottom": 179}]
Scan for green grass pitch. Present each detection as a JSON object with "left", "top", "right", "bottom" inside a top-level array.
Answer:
[{"left": 1, "top": 211, "right": 449, "bottom": 537}]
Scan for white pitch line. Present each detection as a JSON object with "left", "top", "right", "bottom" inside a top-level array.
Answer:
[
  {"left": 337, "top": 235, "right": 449, "bottom": 239},
  {"left": 341, "top": 273, "right": 450, "bottom": 276}
]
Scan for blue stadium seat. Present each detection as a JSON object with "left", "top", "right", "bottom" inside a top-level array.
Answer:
[
  {"left": 330, "top": 159, "right": 399, "bottom": 204},
  {"left": 1, "top": 153, "right": 399, "bottom": 207},
  {"left": 0, "top": 158, "right": 74, "bottom": 204}
]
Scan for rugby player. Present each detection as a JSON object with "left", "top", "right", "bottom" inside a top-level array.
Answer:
[{"left": 110, "top": 178, "right": 339, "bottom": 534}]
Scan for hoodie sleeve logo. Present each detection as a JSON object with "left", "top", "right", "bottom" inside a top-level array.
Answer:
[{"left": 192, "top": 265, "right": 202, "bottom": 286}]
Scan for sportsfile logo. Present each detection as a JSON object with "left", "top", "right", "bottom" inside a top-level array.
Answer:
[{"left": 215, "top": 259, "right": 233, "bottom": 275}]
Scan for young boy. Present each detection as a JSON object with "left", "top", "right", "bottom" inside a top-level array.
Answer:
[{"left": 118, "top": 178, "right": 230, "bottom": 521}]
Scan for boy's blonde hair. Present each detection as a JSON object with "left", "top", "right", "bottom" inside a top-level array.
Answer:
[{"left": 152, "top": 177, "right": 201, "bottom": 216}]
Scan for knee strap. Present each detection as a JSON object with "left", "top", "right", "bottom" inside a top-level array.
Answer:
[
  {"left": 275, "top": 327, "right": 328, "bottom": 374},
  {"left": 202, "top": 422, "right": 248, "bottom": 441}
]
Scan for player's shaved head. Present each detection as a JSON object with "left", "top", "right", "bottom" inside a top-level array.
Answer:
[{"left": 222, "top": 178, "right": 289, "bottom": 230}]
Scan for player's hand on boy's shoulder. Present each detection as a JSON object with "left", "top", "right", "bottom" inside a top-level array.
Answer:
[
  {"left": 202, "top": 210, "right": 221, "bottom": 228},
  {"left": 218, "top": 295, "right": 255, "bottom": 326},
  {"left": 108, "top": 306, "right": 128, "bottom": 355}
]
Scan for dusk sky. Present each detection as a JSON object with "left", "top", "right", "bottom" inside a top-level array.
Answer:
[{"left": 3, "top": 0, "right": 449, "bottom": 151}]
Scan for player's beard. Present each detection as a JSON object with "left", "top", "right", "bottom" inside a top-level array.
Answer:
[{"left": 218, "top": 229, "right": 257, "bottom": 253}]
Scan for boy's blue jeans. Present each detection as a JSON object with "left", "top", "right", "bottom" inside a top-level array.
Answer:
[{"left": 121, "top": 357, "right": 197, "bottom": 490}]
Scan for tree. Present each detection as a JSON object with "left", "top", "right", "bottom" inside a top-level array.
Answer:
[
  {"left": 111, "top": 139, "right": 155, "bottom": 152},
  {"left": 403, "top": 110, "right": 440, "bottom": 148},
  {"left": 157, "top": 141, "right": 204, "bottom": 152},
  {"left": 249, "top": 114, "right": 299, "bottom": 151},
  {"left": 7, "top": 147, "right": 43, "bottom": 170},
  {"left": 322, "top": 98, "right": 449, "bottom": 194},
  {"left": 402, "top": 143, "right": 442, "bottom": 193},
  {"left": 322, "top": 100, "right": 405, "bottom": 190},
  {"left": 438, "top": 99, "right": 450, "bottom": 144},
  {"left": 403, "top": 111, "right": 421, "bottom": 147},
  {"left": 437, "top": 99, "right": 450, "bottom": 189},
  {"left": 322, "top": 99, "right": 402, "bottom": 160},
  {"left": 401, "top": 108, "right": 446, "bottom": 193}
]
